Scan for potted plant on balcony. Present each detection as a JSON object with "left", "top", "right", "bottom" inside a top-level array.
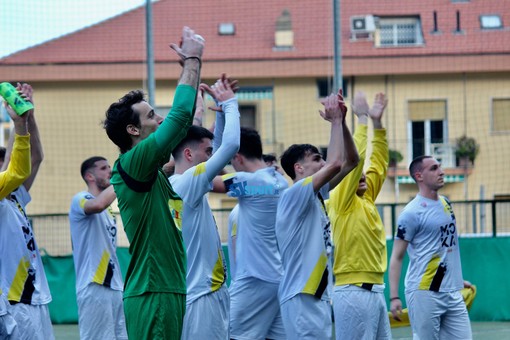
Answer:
[
  {"left": 455, "top": 135, "right": 479, "bottom": 167},
  {"left": 388, "top": 149, "right": 403, "bottom": 168}
]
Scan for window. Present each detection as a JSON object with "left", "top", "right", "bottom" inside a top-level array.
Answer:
[
  {"left": 480, "top": 15, "right": 503, "bottom": 29},
  {"left": 408, "top": 100, "right": 454, "bottom": 167},
  {"left": 376, "top": 17, "right": 423, "bottom": 47},
  {"left": 492, "top": 98, "right": 510, "bottom": 133},
  {"left": 317, "top": 78, "right": 349, "bottom": 98},
  {"left": 239, "top": 105, "right": 256, "bottom": 129}
]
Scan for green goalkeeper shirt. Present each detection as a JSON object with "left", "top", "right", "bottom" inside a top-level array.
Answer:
[{"left": 111, "top": 85, "right": 196, "bottom": 298}]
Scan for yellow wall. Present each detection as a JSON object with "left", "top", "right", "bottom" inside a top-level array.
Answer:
[{"left": 16, "top": 72, "right": 510, "bottom": 218}]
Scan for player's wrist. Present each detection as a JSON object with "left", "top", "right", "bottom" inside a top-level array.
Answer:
[{"left": 390, "top": 296, "right": 400, "bottom": 301}]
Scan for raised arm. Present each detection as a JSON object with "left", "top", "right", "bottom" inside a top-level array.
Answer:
[
  {"left": 0, "top": 94, "right": 30, "bottom": 199},
  {"left": 20, "top": 83, "right": 43, "bottom": 192},
  {"left": 170, "top": 27, "right": 204, "bottom": 89},
  {"left": 153, "top": 27, "right": 205, "bottom": 154},
  {"left": 310, "top": 90, "right": 346, "bottom": 192},
  {"left": 201, "top": 75, "right": 240, "bottom": 182},
  {"left": 327, "top": 92, "right": 368, "bottom": 211},
  {"left": 365, "top": 93, "right": 389, "bottom": 201},
  {"left": 329, "top": 91, "right": 360, "bottom": 189}
]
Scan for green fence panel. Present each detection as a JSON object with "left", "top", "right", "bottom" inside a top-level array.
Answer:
[
  {"left": 456, "top": 237, "right": 510, "bottom": 321},
  {"left": 42, "top": 254, "right": 78, "bottom": 324},
  {"left": 43, "top": 238, "right": 510, "bottom": 324}
]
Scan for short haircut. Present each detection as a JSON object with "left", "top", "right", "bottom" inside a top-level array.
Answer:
[
  {"left": 103, "top": 90, "right": 145, "bottom": 154},
  {"left": 172, "top": 125, "right": 214, "bottom": 160},
  {"left": 239, "top": 127, "right": 263, "bottom": 160},
  {"left": 280, "top": 144, "right": 320, "bottom": 180},
  {"left": 0, "top": 146, "right": 6, "bottom": 162},
  {"left": 81, "top": 156, "right": 107, "bottom": 180},
  {"left": 409, "top": 155, "right": 433, "bottom": 182},
  {"left": 262, "top": 154, "right": 277, "bottom": 163}
]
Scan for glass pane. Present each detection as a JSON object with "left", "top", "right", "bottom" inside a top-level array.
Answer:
[
  {"left": 430, "top": 120, "right": 444, "bottom": 143},
  {"left": 397, "top": 24, "right": 416, "bottom": 44},
  {"left": 239, "top": 105, "right": 256, "bottom": 129},
  {"left": 480, "top": 15, "right": 502, "bottom": 29},
  {"left": 412, "top": 121, "right": 425, "bottom": 159},
  {"left": 379, "top": 25, "right": 394, "bottom": 45}
]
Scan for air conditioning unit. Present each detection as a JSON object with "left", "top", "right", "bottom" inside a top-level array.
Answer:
[{"left": 351, "top": 15, "right": 376, "bottom": 33}]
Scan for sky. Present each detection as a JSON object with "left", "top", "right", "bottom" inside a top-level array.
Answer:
[{"left": 0, "top": 0, "right": 149, "bottom": 58}]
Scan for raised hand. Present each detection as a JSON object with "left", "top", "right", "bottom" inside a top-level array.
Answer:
[
  {"left": 368, "top": 92, "right": 387, "bottom": 121},
  {"left": 170, "top": 26, "right": 205, "bottom": 61},
  {"left": 203, "top": 74, "right": 238, "bottom": 112},
  {"left": 352, "top": 91, "right": 369, "bottom": 118},
  {"left": 4, "top": 83, "right": 32, "bottom": 122},
  {"left": 319, "top": 89, "right": 347, "bottom": 122}
]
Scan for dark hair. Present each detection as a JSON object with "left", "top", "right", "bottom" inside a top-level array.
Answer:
[
  {"left": 239, "top": 127, "right": 263, "bottom": 160},
  {"left": 103, "top": 90, "right": 145, "bottom": 153},
  {"left": 81, "top": 156, "right": 107, "bottom": 180},
  {"left": 172, "top": 125, "right": 214, "bottom": 160},
  {"left": 280, "top": 144, "right": 320, "bottom": 179},
  {"left": 0, "top": 146, "right": 6, "bottom": 162},
  {"left": 262, "top": 154, "right": 277, "bottom": 163},
  {"left": 409, "top": 155, "right": 433, "bottom": 181}
]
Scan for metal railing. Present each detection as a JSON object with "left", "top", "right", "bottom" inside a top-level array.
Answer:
[{"left": 28, "top": 199, "right": 510, "bottom": 256}]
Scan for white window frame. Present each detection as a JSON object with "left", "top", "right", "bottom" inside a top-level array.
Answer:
[{"left": 376, "top": 17, "right": 424, "bottom": 47}]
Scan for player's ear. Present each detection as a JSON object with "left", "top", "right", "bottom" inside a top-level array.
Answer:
[
  {"left": 184, "top": 148, "right": 193, "bottom": 162},
  {"left": 126, "top": 124, "right": 139, "bottom": 136},
  {"left": 294, "top": 162, "right": 302, "bottom": 175}
]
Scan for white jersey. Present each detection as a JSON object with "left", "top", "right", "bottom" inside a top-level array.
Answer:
[
  {"left": 69, "top": 191, "right": 123, "bottom": 293},
  {"left": 170, "top": 164, "right": 227, "bottom": 303},
  {"left": 276, "top": 177, "right": 330, "bottom": 303},
  {"left": 0, "top": 186, "right": 51, "bottom": 305},
  {"left": 227, "top": 205, "right": 239, "bottom": 282},
  {"left": 170, "top": 96, "right": 240, "bottom": 304},
  {"left": 396, "top": 194, "right": 464, "bottom": 293},
  {"left": 223, "top": 167, "right": 288, "bottom": 283}
]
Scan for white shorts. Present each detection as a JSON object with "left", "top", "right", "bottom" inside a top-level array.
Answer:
[
  {"left": 182, "top": 285, "right": 230, "bottom": 340},
  {"left": 332, "top": 284, "right": 391, "bottom": 340},
  {"left": 281, "top": 294, "right": 332, "bottom": 340},
  {"left": 406, "top": 289, "right": 472, "bottom": 340},
  {"left": 10, "top": 303, "right": 54, "bottom": 340},
  {"left": 230, "top": 277, "right": 285, "bottom": 340},
  {"left": 76, "top": 283, "right": 127, "bottom": 340}
]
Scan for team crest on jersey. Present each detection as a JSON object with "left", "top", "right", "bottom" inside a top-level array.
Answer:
[{"left": 168, "top": 199, "right": 183, "bottom": 230}]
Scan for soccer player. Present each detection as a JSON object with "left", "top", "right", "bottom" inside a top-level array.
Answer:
[
  {"left": 276, "top": 90, "right": 359, "bottom": 339},
  {"left": 0, "top": 84, "right": 33, "bottom": 339},
  {"left": 103, "top": 27, "right": 203, "bottom": 339},
  {"left": 389, "top": 156, "right": 472, "bottom": 339},
  {"left": 169, "top": 75, "right": 240, "bottom": 339},
  {"left": 222, "top": 127, "right": 288, "bottom": 340},
  {"left": 0, "top": 83, "right": 53, "bottom": 339},
  {"left": 328, "top": 91, "right": 392, "bottom": 339},
  {"left": 69, "top": 156, "right": 126, "bottom": 340}
]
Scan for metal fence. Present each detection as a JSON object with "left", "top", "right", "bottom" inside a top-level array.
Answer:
[{"left": 31, "top": 199, "right": 510, "bottom": 256}]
